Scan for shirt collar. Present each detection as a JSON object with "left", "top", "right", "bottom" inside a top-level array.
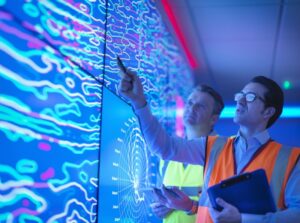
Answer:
[
  {"left": 235, "top": 129, "right": 270, "bottom": 145},
  {"left": 186, "top": 129, "right": 217, "bottom": 140},
  {"left": 210, "top": 129, "right": 218, "bottom": 136}
]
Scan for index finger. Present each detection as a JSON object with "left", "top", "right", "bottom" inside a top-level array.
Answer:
[
  {"left": 153, "top": 188, "right": 167, "bottom": 201},
  {"left": 117, "top": 56, "right": 127, "bottom": 73},
  {"left": 162, "top": 186, "right": 180, "bottom": 198}
]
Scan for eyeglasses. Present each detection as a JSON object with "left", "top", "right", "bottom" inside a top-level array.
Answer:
[{"left": 234, "top": 92, "right": 265, "bottom": 103}]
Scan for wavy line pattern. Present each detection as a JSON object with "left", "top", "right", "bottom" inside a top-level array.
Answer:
[
  {"left": 99, "top": 87, "right": 158, "bottom": 222},
  {"left": 0, "top": 0, "right": 192, "bottom": 222},
  {"left": 0, "top": 5, "right": 102, "bottom": 222}
]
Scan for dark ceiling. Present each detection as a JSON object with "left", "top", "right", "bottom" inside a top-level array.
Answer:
[{"left": 158, "top": 0, "right": 300, "bottom": 105}]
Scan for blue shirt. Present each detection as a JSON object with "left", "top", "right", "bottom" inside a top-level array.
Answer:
[
  {"left": 135, "top": 105, "right": 300, "bottom": 223},
  {"left": 234, "top": 130, "right": 270, "bottom": 174}
]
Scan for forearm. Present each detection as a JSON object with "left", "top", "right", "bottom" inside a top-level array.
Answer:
[{"left": 134, "top": 105, "right": 205, "bottom": 165}]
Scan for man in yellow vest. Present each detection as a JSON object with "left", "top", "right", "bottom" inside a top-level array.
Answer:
[
  {"left": 150, "top": 85, "right": 224, "bottom": 223},
  {"left": 118, "top": 71, "right": 300, "bottom": 223}
]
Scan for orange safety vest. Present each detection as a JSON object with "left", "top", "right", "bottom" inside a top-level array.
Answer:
[{"left": 196, "top": 135, "right": 300, "bottom": 223}]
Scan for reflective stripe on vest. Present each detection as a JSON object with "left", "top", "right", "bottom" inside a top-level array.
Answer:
[
  {"left": 270, "top": 145, "right": 292, "bottom": 210},
  {"left": 181, "top": 186, "right": 202, "bottom": 197},
  {"left": 161, "top": 160, "right": 169, "bottom": 182},
  {"left": 277, "top": 148, "right": 300, "bottom": 209},
  {"left": 160, "top": 160, "right": 202, "bottom": 197},
  {"left": 199, "top": 136, "right": 227, "bottom": 206}
]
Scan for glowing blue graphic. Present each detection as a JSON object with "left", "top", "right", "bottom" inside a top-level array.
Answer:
[
  {"left": 99, "top": 87, "right": 158, "bottom": 223},
  {"left": 1, "top": 0, "right": 106, "bottom": 79},
  {"left": 0, "top": 11, "right": 101, "bottom": 222},
  {"left": 0, "top": 0, "right": 193, "bottom": 222},
  {"left": 104, "top": 0, "right": 193, "bottom": 115}
]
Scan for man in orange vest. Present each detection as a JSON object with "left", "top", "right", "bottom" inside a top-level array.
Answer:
[{"left": 119, "top": 72, "right": 300, "bottom": 222}]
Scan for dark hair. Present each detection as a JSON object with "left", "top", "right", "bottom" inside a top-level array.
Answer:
[
  {"left": 194, "top": 84, "right": 224, "bottom": 115},
  {"left": 250, "top": 76, "right": 284, "bottom": 128}
]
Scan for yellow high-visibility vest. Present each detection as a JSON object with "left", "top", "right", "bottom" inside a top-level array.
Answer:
[{"left": 159, "top": 160, "right": 203, "bottom": 223}]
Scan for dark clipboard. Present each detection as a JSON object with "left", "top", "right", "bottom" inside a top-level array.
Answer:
[{"left": 207, "top": 169, "right": 276, "bottom": 214}]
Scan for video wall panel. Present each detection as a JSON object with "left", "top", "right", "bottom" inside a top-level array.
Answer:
[
  {"left": 97, "top": 1, "right": 193, "bottom": 222},
  {"left": 0, "top": 1, "right": 193, "bottom": 222},
  {"left": 98, "top": 87, "right": 158, "bottom": 223},
  {"left": 0, "top": 10, "right": 102, "bottom": 222}
]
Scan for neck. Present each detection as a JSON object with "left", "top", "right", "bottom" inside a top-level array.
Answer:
[
  {"left": 239, "top": 125, "right": 266, "bottom": 140},
  {"left": 186, "top": 125, "right": 212, "bottom": 140}
]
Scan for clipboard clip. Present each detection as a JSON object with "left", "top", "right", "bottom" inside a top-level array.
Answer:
[{"left": 220, "top": 172, "right": 251, "bottom": 188}]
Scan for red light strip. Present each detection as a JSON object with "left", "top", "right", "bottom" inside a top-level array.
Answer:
[{"left": 161, "top": 0, "right": 198, "bottom": 69}]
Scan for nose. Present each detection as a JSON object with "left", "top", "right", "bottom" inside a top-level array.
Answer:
[
  {"left": 184, "top": 104, "right": 191, "bottom": 113},
  {"left": 190, "top": 104, "right": 195, "bottom": 111}
]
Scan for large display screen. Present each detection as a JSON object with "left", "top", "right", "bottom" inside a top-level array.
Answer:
[
  {"left": 98, "top": 87, "right": 158, "bottom": 223},
  {"left": 0, "top": 10, "right": 102, "bottom": 222},
  {"left": 0, "top": 1, "right": 193, "bottom": 222}
]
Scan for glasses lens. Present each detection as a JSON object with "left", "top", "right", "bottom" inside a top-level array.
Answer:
[
  {"left": 234, "top": 93, "right": 242, "bottom": 101},
  {"left": 245, "top": 93, "right": 256, "bottom": 102}
]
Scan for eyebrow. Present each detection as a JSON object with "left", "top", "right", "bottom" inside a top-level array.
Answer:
[
  {"left": 241, "top": 91, "right": 260, "bottom": 96},
  {"left": 241, "top": 90, "right": 255, "bottom": 93}
]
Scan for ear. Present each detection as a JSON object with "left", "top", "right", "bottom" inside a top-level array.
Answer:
[
  {"left": 263, "top": 107, "right": 276, "bottom": 120},
  {"left": 210, "top": 114, "right": 220, "bottom": 126}
]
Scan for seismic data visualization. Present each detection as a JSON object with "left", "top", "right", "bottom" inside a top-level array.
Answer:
[{"left": 98, "top": 87, "right": 158, "bottom": 223}]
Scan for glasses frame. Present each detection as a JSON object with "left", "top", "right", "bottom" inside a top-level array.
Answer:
[{"left": 234, "top": 92, "right": 265, "bottom": 103}]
